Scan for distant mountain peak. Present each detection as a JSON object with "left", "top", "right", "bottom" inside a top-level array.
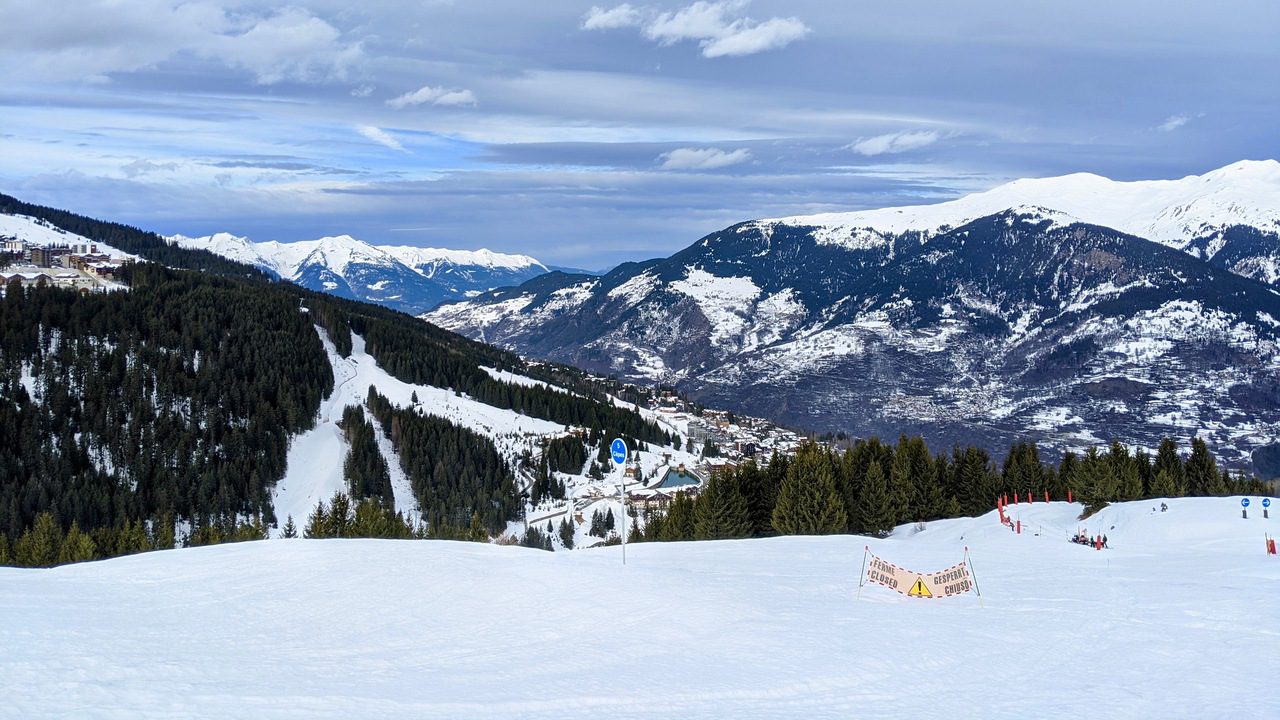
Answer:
[
  {"left": 759, "top": 160, "right": 1280, "bottom": 250},
  {"left": 167, "top": 232, "right": 550, "bottom": 314}
]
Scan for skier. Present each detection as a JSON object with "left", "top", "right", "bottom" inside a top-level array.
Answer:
[{"left": 1102, "top": 534, "right": 1109, "bottom": 549}]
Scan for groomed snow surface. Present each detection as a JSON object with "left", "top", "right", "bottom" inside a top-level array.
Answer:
[{"left": 3, "top": 497, "right": 1278, "bottom": 719}]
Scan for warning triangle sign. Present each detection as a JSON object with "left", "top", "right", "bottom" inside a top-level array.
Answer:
[{"left": 908, "top": 576, "right": 933, "bottom": 598}]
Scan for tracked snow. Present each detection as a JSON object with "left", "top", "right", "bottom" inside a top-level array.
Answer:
[{"left": 272, "top": 324, "right": 578, "bottom": 535}]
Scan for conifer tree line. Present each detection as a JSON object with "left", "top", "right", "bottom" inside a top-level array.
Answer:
[
  {"left": 340, "top": 405, "right": 393, "bottom": 505},
  {"left": 0, "top": 265, "right": 332, "bottom": 566},
  {"left": 365, "top": 388, "right": 519, "bottom": 535},
  {"left": 636, "top": 435, "right": 1269, "bottom": 543}
]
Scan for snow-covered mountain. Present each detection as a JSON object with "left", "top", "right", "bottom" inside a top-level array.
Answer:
[
  {"left": 426, "top": 162, "right": 1280, "bottom": 466},
  {"left": 759, "top": 159, "right": 1280, "bottom": 283},
  {"left": 6, "top": 497, "right": 1276, "bottom": 718},
  {"left": 167, "top": 232, "right": 548, "bottom": 314}
]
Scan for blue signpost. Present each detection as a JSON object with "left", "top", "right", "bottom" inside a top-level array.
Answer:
[
  {"left": 1263, "top": 498, "right": 1271, "bottom": 508},
  {"left": 1242, "top": 498, "right": 1250, "bottom": 507},
  {"left": 1242, "top": 497, "right": 1250, "bottom": 519},
  {"left": 610, "top": 438, "right": 628, "bottom": 565}
]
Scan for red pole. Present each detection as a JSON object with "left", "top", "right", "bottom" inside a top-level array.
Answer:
[
  {"left": 1016, "top": 520, "right": 1021, "bottom": 535},
  {"left": 1027, "top": 491, "right": 1033, "bottom": 504},
  {"left": 1044, "top": 489, "right": 1050, "bottom": 503},
  {"left": 1067, "top": 488, "right": 1073, "bottom": 503},
  {"left": 1012, "top": 493, "right": 1018, "bottom": 505}
]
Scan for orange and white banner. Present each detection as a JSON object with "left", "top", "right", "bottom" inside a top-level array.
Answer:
[{"left": 864, "top": 552, "right": 973, "bottom": 598}]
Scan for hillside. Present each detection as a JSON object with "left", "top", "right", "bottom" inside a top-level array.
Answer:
[
  {"left": 426, "top": 162, "right": 1280, "bottom": 468},
  {"left": 3, "top": 497, "right": 1276, "bottom": 719},
  {"left": 0, "top": 201, "right": 677, "bottom": 556}
]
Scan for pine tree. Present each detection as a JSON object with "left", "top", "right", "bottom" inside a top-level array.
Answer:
[
  {"left": 150, "top": 514, "right": 176, "bottom": 550},
  {"left": 1154, "top": 438, "right": 1185, "bottom": 496},
  {"left": 282, "top": 515, "right": 298, "bottom": 539},
  {"left": 58, "top": 521, "right": 97, "bottom": 565},
  {"left": 659, "top": 492, "right": 697, "bottom": 541},
  {"left": 1185, "top": 438, "right": 1218, "bottom": 497},
  {"left": 1079, "top": 448, "right": 1117, "bottom": 513},
  {"left": 1150, "top": 469, "right": 1177, "bottom": 498},
  {"left": 471, "top": 512, "right": 489, "bottom": 542},
  {"left": 856, "top": 461, "right": 895, "bottom": 536},
  {"left": 771, "top": 444, "right": 847, "bottom": 535},
  {"left": 0, "top": 534, "right": 10, "bottom": 565},
  {"left": 304, "top": 500, "right": 329, "bottom": 539},
  {"left": 559, "top": 517, "right": 574, "bottom": 549},
  {"left": 693, "top": 473, "right": 752, "bottom": 540},
  {"left": 15, "top": 513, "right": 61, "bottom": 567},
  {"left": 1109, "top": 442, "right": 1142, "bottom": 501},
  {"left": 954, "top": 446, "right": 998, "bottom": 516}
]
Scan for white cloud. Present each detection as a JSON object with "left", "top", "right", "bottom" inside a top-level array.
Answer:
[
  {"left": 583, "top": 1, "right": 808, "bottom": 58},
  {"left": 848, "top": 130, "right": 942, "bottom": 157},
  {"left": 0, "top": 2, "right": 362, "bottom": 84},
  {"left": 700, "top": 16, "right": 809, "bottom": 58},
  {"left": 581, "top": 4, "right": 644, "bottom": 30},
  {"left": 387, "top": 85, "right": 478, "bottom": 109},
  {"left": 658, "top": 147, "right": 751, "bottom": 170},
  {"left": 1157, "top": 114, "right": 1203, "bottom": 132},
  {"left": 356, "top": 125, "right": 407, "bottom": 152}
]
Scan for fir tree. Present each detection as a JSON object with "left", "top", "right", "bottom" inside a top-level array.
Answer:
[
  {"left": 659, "top": 492, "right": 696, "bottom": 541},
  {"left": 150, "top": 514, "right": 176, "bottom": 550},
  {"left": 57, "top": 521, "right": 97, "bottom": 565},
  {"left": 559, "top": 517, "right": 575, "bottom": 549},
  {"left": 281, "top": 515, "right": 298, "bottom": 539},
  {"left": 771, "top": 444, "right": 847, "bottom": 535},
  {"left": 1154, "top": 438, "right": 1185, "bottom": 496},
  {"left": 1185, "top": 438, "right": 1218, "bottom": 497},
  {"left": 1150, "top": 469, "right": 1177, "bottom": 498},
  {"left": 693, "top": 473, "right": 752, "bottom": 540},
  {"left": 855, "top": 460, "right": 895, "bottom": 536},
  {"left": 15, "top": 512, "right": 61, "bottom": 567}
]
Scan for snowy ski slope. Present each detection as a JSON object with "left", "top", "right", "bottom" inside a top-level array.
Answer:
[{"left": 2, "top": 497, "right": 1277, "bottom": 719}]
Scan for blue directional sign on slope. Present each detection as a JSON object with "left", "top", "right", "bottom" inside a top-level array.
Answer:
[
  {"left": 1263, "top": 498, "right": 1271, "bottom": 508},
  {"left": 1241, "top": 498, "right": 1250, "bottom": 508},
  {"left": 610, "top": 438, "right": 628, "bottom": 466}
]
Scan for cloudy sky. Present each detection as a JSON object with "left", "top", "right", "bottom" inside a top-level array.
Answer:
[{"left": 1, "top": 1, "right": 1276, "bottom": 267}]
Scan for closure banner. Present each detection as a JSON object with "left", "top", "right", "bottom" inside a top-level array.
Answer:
[{"left": 863, "top": 552, "right": 973, "bottom": 599}]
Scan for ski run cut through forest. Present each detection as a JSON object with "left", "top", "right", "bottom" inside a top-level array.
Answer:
[{"left": 2, "top": 497, "right": 1278, "bottom": 719}]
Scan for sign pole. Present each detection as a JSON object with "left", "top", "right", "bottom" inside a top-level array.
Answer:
[
  {"left": 856, "top": 545, "right": 869, "bottom": 600},
  {"left": 610, "top": 438, "right": 629, "bottom": 566},
  {"left": 965, "top": 546, "right": 984, "bottom": 608}
]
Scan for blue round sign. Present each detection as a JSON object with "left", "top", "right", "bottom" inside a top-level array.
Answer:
[
  {"left": 1263, "top": 498, "right": 1272, "bottom": 508},
  {"left": 1241, "top": 498, "right": 1250, "bottom": 507},
  {"left": 610, "top": 438, "right": 628, "bottom": 466}
]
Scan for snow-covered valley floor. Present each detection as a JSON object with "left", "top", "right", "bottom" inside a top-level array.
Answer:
[{"left": 2, "top": 497, "right": 1277, "bottom": 719}]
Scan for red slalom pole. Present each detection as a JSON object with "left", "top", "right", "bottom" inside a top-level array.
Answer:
[
  {"left": 1067, "top": 489, "right": 1073, "bottom": 503},
  {"left": 1044, "top": 490, "right": 1050, "bottom": 503}
]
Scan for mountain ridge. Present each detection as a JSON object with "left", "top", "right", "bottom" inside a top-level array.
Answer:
[
  {"left": 426, "top": 163, "right": 1280, "bottom": 468},
  {"left": 167, "top": 231, "right": 549, "bottom": 314}
]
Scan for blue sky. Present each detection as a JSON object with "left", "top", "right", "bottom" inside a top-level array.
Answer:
[{"left": 1, "top": 1, "right": 1276, "bottom": 267}]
